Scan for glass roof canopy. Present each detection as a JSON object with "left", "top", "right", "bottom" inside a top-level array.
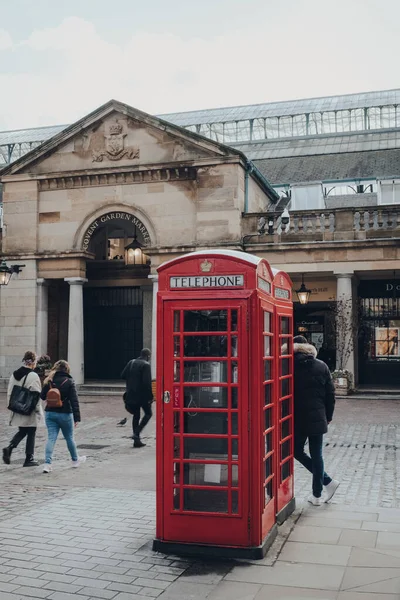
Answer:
[{"left": 1, "top": 89, "right": 400, "bottom": 165}]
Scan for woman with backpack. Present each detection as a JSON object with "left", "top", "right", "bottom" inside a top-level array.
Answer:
[
  {"left": 2, "top": 350, "right": 43, "bottom": 467},
  {"left": 40, "top": 360, "right": 86, "bottom": 473}
]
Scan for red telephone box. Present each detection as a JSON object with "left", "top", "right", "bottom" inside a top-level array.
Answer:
[{"left": 153, "top": 250, "right": 295, "bottom": 559}]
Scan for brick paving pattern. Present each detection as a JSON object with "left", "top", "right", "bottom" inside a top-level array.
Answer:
[{"left": 0, "top": 395, "right": 399, "bottom": 598}]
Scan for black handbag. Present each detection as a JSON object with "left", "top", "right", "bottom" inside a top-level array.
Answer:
[{"left": 8, "top": 374, "right": 40, "bottom": 416}]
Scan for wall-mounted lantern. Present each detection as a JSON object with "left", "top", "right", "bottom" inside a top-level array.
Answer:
[{"left": 0, "top": 261, "right": 25, "bottom": 286}]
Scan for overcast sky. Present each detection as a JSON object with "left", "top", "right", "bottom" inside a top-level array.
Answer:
[{"left": 0, "top": 0, "right": 399, "bottom": 130}]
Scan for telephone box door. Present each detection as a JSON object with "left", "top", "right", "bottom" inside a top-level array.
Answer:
[
  {"left": 162, "top": 299, "right": 250, "bottom": 547},
  {"left": 276, "top": 307, "right": 294, "bottom": 516},
  {"left": 260, "top": 299, "right": 277, "bottom": 539}
]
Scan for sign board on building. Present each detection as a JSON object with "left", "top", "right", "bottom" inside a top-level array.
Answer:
[
  {"left": 170, "top": 275, "right": 244, "bottom": 289},
  {"left": 292, "top": 279, "right": 336, "bottom": 302},
  {"left": 82, "top": 212, "right": 151, "bottom": 251}
]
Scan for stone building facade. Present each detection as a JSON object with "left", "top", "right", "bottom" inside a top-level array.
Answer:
[{"left": 0, "top": 100, "right": 276, "bottom": 383}]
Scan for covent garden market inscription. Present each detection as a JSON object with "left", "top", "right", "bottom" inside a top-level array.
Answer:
[{"left": 82, "top": 212, "right": 151, "bottom": 251}]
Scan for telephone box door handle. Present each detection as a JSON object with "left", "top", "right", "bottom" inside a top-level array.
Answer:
[{"left": 163, "top": 391, "right": 170, "bottom": 404}]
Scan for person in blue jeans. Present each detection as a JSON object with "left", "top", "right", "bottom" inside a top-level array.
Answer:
[
  {"left": 293, "top": 335, "right": 339, "bottom": 505},
  {"left": 41, "top": 360, "right": 86, "bottom": 473}
]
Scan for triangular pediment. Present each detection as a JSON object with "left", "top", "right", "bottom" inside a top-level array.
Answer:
[{"left": 1, "top": 100, "right": 244, "bottom": 177}]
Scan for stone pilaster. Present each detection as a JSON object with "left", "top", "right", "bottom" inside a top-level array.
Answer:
[
  {"left": 65, "top": 277, "right": 87, "bottom": 384},
  {"left": 36, "top": 279, "right": 48, "bottom": 357}
]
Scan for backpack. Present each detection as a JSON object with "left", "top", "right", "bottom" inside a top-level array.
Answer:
[{"left": 46, "top": 379, "right": 68, "bottom": 409}]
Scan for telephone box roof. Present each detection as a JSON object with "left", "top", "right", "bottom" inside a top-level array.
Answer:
[{"left": 158, "top": 249, "right": 262, "bottom": 271}]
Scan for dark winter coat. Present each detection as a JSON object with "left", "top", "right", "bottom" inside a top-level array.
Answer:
[
  {"left": 293, "top": 342, "right": 335, "bottom": 435},
  {"left": 41, "top": 371, "right": 81, "bottom": 423},
  {"left": 121, "top": 358, "right": 153, "bottom": 405}
]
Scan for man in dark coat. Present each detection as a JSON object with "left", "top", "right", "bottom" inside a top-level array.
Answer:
[
  {"left": 121, "top": 349, "right": 153, "bottom": 448},
  {"left": 293, "top": 335, "right": 339, "bottom": 505}
]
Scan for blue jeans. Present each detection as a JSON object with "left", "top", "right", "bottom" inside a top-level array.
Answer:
[
  {"left": 45, "top": 412, "right": 78, "bottom": 464},
  {"left": 294, "top": 433, "right": 332, "bottom": 498}
]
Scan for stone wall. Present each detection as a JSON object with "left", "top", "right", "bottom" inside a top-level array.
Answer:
[{"left": 0, "top": 259, "right": 37, "bottom": 378}]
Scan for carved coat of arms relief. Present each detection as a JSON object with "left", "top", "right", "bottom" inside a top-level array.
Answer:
[{"left": 92, "top": 121, "right": 140, "bottom": 162}]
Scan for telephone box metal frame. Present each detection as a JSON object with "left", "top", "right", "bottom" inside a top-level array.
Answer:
[{"left": 153, "top": 250, "right": 295, "bottom": 559}]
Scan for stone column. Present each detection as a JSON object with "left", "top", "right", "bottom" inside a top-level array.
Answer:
[
  {"left": 36, "top": 279, "right": 48, "bottom": 356},
  {"left": 335, "top": 273, "right": 355, "bottom": 377},
  {"left": 141, "top": 284, "right": 153, "bottom": 351},
  {"left": 65, "top": 277, "right": 87, "bottom": 385},
  {"left": 149, "top": 275, "right": 158, "bottom": 376}
]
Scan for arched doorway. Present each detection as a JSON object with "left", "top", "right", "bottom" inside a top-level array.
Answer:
[{"left": 82, "top": 211, "right": 152, "bottom": 380}]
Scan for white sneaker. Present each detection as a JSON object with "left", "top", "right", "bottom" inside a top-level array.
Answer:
[
  {"left": 43, "top": 464, "right": 52, "bottom": 473},
  {"left": 325, "top": 479, "right": 340, "bottom": 502},
  {"left": 308, "top": 494, "right": 322, "bottom": 506},
  {"left": 72, "top": 456, "right": 87, "bottom": 468}
]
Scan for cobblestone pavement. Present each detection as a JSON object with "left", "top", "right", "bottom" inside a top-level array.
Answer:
[{"left": 0, "top": 396, "right": 399, "bottom": 599}]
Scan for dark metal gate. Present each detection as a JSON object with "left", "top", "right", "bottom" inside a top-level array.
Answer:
[{"left": 84, "top": 287, "right": 143, "bottom": 380}]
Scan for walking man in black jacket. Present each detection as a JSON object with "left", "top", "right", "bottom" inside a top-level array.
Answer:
[
  {"left": 293, "top": 335, "right": 340, "bottom": 505},
  {"left": 121, "top": 349, "right": 153, "bottom": 448}
]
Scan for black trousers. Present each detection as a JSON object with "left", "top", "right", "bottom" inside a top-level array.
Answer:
[
  {"left": 294, "top": 432, "right": 332, "bottom": 498},
  {"left": 132, "top": 401, "right": 153, "bottom": 439},
  {"left": 10, "top": 427, "right": 37, "bottom": 456}
]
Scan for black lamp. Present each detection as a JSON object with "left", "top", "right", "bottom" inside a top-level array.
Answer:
[
  {"left": 295, "top": 274, "right": 311, "bottom": 305},
  {"left": 0, "top": 261, "right": 25, "bottom": 286},
  {"left": 124, "top": 237, "right": 148, "bottom": 266}
]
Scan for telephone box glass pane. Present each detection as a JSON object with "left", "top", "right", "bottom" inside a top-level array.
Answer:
[
  {"left": 174, "top": 337, "right": 180, "bottom": 357},
  {"left": 174, "top": 437, "right": 180, "bottom": 458},
  {"left": 281, "top": 317, "right": 290, "bottom": 334},
  {"left": 231, "top": 387, "right": 238, "bottom": 409},
  {"left": 281, "top": 378, "right": 290, "bottom": 397},
  {"left": 264, "top": 456, "right": 273, "bottom": 479},
  {"left": 174, "top": 311, "right": 180, "bottom": 332},
  {"left": 232, "top": 464, "right": 239, "bottom": 485},
  {"left": 281, "top": 439, "right": 291, "bottom": 460},
  {"left": 232, "top": 491, "right": 239, "bottom": 514},
  {"left": 173, "top": 489, "right": 180, "bottom": 510},
  {"left": 184, "top": 387, "right": 228, "bottom": 409},
  {"left": 265, "top": 479, "right": 273, "bottom": 504},
  {"left": 174, "top": 362, "right": 180, "bottom": 382},
  {"left": 281, "top": 418, "right": 290, "bottom": 439},
  {"left": 264, "top": 408, "right": 272, "bottom": 431},
  {"left": 231, "top": 412, "right": 238, "bottom": 435},
  {"left": 184, "top": 310, "right": 228, "bottom": 332},
  {"left": 231, "top": 336, "right": 238, "bottom": 357},
  {"left": 184, "top": 438, "right": 228, "bottom": 460},
  {"left": 174, "top": 462, "right": 181, "bottom": 484},
  {"left": 281, "top": 461, "right": 291, "bottom": 481},
  {"left": 184, "top": 361, "right": 227, "bottom": 382},
  {"left": 183, "top": 489, "right": 228, "bottom": 513},
  {"left": 264, "top": 336, "right": 271, "bottom": 357},
  {"left": 264, "top": 384, "right": 272, "bottom": 405},
  {"left": 264, "top": 360, "right": 271, "bottom": 381},
  {"left": 184, "top": 412, "right": 228, "bottom": 435},
  {"left": 231, "top": 310, "right": 238, "bottom": 331},
  {"left": 281, "top": 357, "right": 290, "bottom": 376},
  {"left": 184, "top": 335, "right": 228, "bottom": 357},
  {"left": 183, "top": 463, "right": 229, "bottom": 487},
  {"left": 265, "top": 431, "right": 273, "bottom": 454},
  {"left": 174, "top": 413, "right": 180, "bottom": 433},
  {"left": 232, "top": 438, "right": 238, "bottom": 459},
  {"left": 231, "top": 362, "right": 238, "bottom": 383},
  {"left": 281, "top": 337, "right": 292, "bottom": 355},
  {"left": 264, "top": 311, "right": 271, "bottom": 333},
  {"left": 281, "top": 398, "right": 290, "bottom": 418}
]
